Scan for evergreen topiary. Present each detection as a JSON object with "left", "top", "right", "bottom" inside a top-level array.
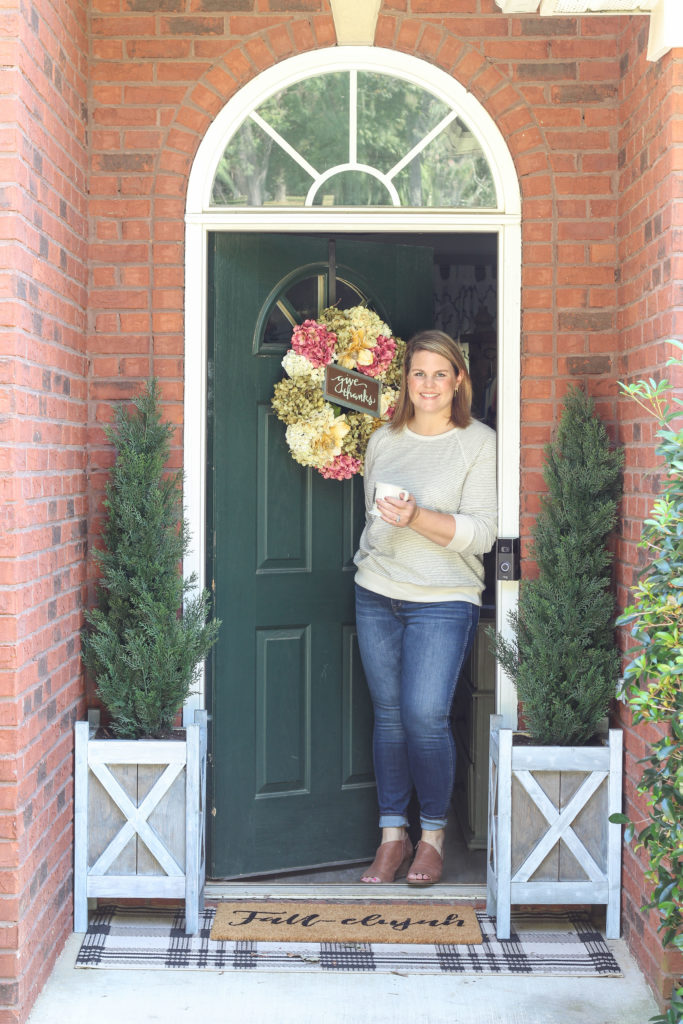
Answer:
[
  {"left": 492, "top": 386, "right": 624, "bottom": 746},
  {"left": 82, "top": 379, "right": 220, "bottom": 739}
]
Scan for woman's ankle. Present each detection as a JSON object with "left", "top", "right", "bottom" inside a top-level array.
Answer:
[
  {"left": 420, "top": 828, "right": 445, "bottom": 854},
  {"left": 381, "top": 826, "right": 407, "bottom": 844}
]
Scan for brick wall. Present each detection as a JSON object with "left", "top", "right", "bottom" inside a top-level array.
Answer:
[
  {"left": 86, "top": 0, "right": 337, "bottom": 509},
  {"left": 2, "top": 0, "right": 679, "bottom": 1019},
  {"left": 0, "top": 0, "right": 88, "bottom": 1016},
  {"left": 85, "top": 0, "right": 338, "bottom": 582},
  {"left": 613, "top": 18, "right": 683, "bottom": 1008}
]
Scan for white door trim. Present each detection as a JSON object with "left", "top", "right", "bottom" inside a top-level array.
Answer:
[{"left": 183, "top": 46, "right": 521, "bottom": 730}]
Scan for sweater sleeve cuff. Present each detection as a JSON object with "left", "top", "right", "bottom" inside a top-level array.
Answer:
[{"left": 446, "top": 514, "right": 476, "bottom": 552}]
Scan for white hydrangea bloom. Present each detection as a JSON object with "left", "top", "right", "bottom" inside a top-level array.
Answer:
[
  {"left": 286, "top": 408, "right": 349, "bottom": 469},
  {"left": 281, "top": 351, "right": 325, "bottom": 382},
  {"left": 348, "top": 306, "right": 391, "bottom": 339}
]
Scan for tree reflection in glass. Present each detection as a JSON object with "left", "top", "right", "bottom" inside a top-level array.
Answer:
[{"left": 210, "top": 69, "right": 497, "bottom": 210}]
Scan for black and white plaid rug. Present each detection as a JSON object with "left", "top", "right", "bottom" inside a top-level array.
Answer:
[{"left": 76, "top": 905, "right": 622, "bottom": 976}]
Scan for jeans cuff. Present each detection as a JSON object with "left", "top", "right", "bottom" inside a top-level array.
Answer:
[
  {"left": 379, "top": 814, "right": 409, "bottom": 828},
  {"left": 420, "top": 817, "right": 447, "bottom": 830}
]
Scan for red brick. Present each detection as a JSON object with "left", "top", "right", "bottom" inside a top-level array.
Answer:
[
  {"left": 413, "top": 0, "right": 476, "bottom": 10},
  {"left": 435, "top": 33, "right": 464, "bottom": 71},
  {"left": 485, "top": 39, "right": 547, "bottom": 61},
  {"left": 229, "top": 15, "right": 286, "bottom": 34},
  {"left": 396, "top": 18, "right": 421, "bottom": 51},
  {"left": 453, "top": 48, "right": 486, "bottom": 84},
  {"left": 419, "top": 23, "right": 444, "bottom": 58},
  {"left": 289, "top": 17, "right": 316, "bottom": 50},
  {"left": 375, "top": 14, "right": 397, "bottom": 48},
  {"left": 266, "top": 23, "right": 294, "bottom": 57}
]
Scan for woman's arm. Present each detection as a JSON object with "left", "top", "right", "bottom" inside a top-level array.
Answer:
[
  {"left": 374, "top": 495, "right": 455, "bottom": 547},
  {"left": 374, "top": 430, "right": 497, "bottom": 552},
  {"left": 447, "top": 431, "right": 497, "bottom": 555}
]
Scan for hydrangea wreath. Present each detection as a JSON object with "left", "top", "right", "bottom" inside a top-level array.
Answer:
[{"left": 271, "top": 305, "right": 405, "bottom": 480}]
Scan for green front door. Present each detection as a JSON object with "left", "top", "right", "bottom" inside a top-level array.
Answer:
[{"left": 208, "top": 233, "right": 433, "bottom": 878}]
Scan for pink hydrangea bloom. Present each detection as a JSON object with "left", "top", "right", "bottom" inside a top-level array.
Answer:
[
  {"left": 362, "top": 334, "right": 396, "bottom": 378},
  {"left": 319, "top": 454, "right": 362, "bottom": 480},
  {"left": 290, "top": 319, "right": 337, "bottom": 368}
]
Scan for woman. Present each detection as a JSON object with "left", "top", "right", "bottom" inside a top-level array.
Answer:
[{"left": 354, "top": 330, "right": 497, "bottom": 885}]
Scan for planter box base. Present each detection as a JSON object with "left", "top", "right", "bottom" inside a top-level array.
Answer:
[
  {"left": 486, "top": 715, "right": 623, "bottom": 940},
  {"left": 74, "top": 710, "right": 207, "bottom": 936}
]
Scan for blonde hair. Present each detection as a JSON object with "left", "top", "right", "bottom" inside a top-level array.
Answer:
[{"left": 390, "top": 330, "right": 473, "bottom": 431}]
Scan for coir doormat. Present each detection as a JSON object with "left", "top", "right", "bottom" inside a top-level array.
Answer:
[
  {"left": 75, "top": 904, "right": 623, "bottom": 977},
  {"left": 210, "top": 900, "right": 481, "bottom": 945}
]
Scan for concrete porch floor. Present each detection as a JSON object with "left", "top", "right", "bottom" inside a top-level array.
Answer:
[{"left": 27, "top": 920, "right": 659, "bottom": 1024}]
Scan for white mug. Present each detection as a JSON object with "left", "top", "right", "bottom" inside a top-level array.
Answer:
[{"left": 370, "top": 481, "right": 408, "bottom": 516}]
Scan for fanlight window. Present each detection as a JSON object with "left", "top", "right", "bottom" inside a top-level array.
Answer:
[{"left": 210, "top": 70, "right": 497, "bottom": 209}]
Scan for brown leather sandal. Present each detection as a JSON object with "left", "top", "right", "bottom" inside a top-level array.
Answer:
[
  {"left": 406, "top": 840, "right": 443, "bottom": 885},
  {"left": 360, "top": 835, "right": 413, "bottom": 884}
]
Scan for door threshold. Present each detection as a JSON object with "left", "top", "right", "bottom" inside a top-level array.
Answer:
[{"left": 205, "top": 881, "right": 487, "bottom": 901}]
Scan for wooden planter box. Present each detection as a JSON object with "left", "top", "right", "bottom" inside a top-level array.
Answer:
[
  {"left": 486, "top": 714, "right": 623, "bottom": 940},
  {"left": 74, "top": 709, "right": 207, "bottom": 936}
]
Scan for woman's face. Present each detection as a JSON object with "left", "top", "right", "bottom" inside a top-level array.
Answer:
[{"left": 406, "top": 349, "right": 461, "bottom": 423}]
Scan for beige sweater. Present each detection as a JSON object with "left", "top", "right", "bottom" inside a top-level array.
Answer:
[{"left": 354, "top": 420, "right": 498, "bottom": 605}]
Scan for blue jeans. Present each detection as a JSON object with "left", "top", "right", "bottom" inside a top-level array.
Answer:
[{"left": 355, "top": 584, "right": 479, "bottom": 831}]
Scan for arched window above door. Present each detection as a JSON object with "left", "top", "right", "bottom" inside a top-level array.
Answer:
[{"left": 210, "top": 70, "right": 497, "bottom": 210}]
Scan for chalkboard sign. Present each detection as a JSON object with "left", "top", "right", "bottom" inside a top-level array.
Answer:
[{"left": 323, "top": 365, "right": 383, "bottom": 418}]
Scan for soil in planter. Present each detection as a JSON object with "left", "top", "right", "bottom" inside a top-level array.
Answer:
[
  {"left": 511, "top": 731, "right": 607, "bottom": 748},
  {"left": 94, "top": 726, "right": 187, "bottom": 741}
]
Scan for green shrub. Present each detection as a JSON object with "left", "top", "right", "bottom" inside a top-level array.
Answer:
[
  {"left": 82, "top": 380, "right": 220, "bottom": 739},
  {"left": 610, "top": 344, "right": 682, "bottom": 1024},
  {"left": 491, "top": 385, "right": 624, "bottom": 745}
]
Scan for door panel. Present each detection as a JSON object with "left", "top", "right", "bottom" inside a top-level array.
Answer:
[
  {"left": 255, "top": 625, "right": 310, "bottom": 796},
  {"left": 256, "top": 404, "right": 312, "bottom": 572},
  {"left": 208, "top": 232, "right": 433, "bottom": 877}
]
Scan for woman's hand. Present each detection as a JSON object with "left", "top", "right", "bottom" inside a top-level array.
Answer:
[
  {"left": 375, "top": 495, "right": 456, "bottom": 547},
  {"left": 375, "top": 494, "right": 420, "bottom": 529}
]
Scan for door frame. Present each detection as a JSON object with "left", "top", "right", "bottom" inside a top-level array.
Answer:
[{"left": 183, "top": 46, "right": 521, "bottom": 741}]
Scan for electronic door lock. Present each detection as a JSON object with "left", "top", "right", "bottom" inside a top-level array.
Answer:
[{"left": 496, "top": 537, "right": 520, "bottom": 581}]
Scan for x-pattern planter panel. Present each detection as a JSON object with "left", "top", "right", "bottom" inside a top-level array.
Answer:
[
  {"left": 486, "top": 716, "right": 623, "bottom": 941},
  {"left": 74, "top": 711, "right": 207, "bottom": 936}
]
